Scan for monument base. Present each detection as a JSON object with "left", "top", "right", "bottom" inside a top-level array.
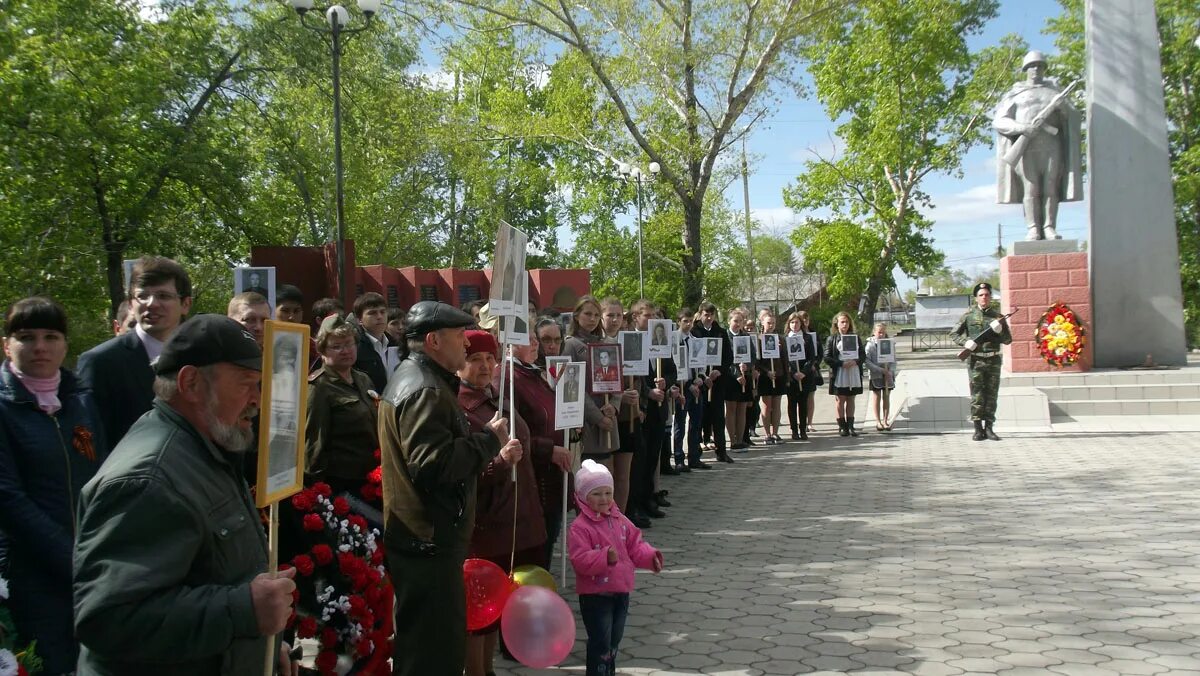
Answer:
[{"left": 1001, "top": 249, "right": 1092, "bottom": 373}]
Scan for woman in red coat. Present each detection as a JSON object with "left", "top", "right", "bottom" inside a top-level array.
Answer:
[
  {"left": 456, "top": 330, "right": 545, "bottom": 676},
  {"left": 511, "top": 331, "right": 574, "bottom": 569}
]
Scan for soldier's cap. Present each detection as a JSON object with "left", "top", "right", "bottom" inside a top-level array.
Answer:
[
  {"left": 316, "top": 314, "right": 352, "bottom": 345},
  {"left": 1022, "top": 50, "right": 1046, "bottom": 70},
  {"left": 972, "top": 282, "right": 993, "bottom": 297},
  {"left": 155, "top": 314, "right": 262, "bottom": 375},
  {"left": 405, "top": 301, "right": 476, "bottom": 339}
]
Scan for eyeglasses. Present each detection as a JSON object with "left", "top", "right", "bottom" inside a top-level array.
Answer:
[{"left": 133, "top": 290, "right": 181, "bottom": 303}]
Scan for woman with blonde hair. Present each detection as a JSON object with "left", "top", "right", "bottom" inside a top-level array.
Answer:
[
  {"left": 784, "top": 311, "right": 821, "bottom": 440},
  {"left": 824, "top": 311, "right": 865, "bottom": 437},
  {"left": 724, "top": 307, "right": 754, "bottom": 452},
  {"left": 756, "top": 309, "right": 786, "bottom": 444}
]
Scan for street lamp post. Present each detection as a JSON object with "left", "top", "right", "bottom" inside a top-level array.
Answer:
[
  {"left": 618, "top": 161, "right": 660, "bottom": 298},
  {"left": 288, "top": 0, "right": 379, "bottom": 299}
]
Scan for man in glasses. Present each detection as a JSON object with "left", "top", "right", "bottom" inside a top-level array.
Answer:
[{"left": 78, "top": 256, "right": 193, "bottom": 445}]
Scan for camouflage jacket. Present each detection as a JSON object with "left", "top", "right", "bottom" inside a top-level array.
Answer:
[{"left": 951, "top": 306, "right": 1013, "bottom": 352}]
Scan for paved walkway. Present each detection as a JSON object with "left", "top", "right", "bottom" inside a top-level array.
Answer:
[{"left": 498, "top": 424, "right": 1200, "bottom": 675}]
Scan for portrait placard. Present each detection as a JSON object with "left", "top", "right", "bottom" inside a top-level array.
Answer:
[
  {"left": 646, "top": 319, "right": 673, "bottom": 359},
  {"left": 554, "top": 362, "right": 587, "bottom": 430},
  {"left": 256, "top": 320, "right": 311, "bottom": 507},
  {"left": 732, "top": 335, "right": 753, "bottom": 364},
  {"left": 588, "top": 343, "right": 623, "bottom": 394},
  {"left": 786, "top": 335, "right": 807, "bottom": 361},
  {"left": 838, "top": 333, "right": 860, "bottom": 361},
  {"left": 688, "top": 336, "right": 706, "bottom": 369},
  {"left": 546, "top": 356, "right": 571, "bottom": 387},
  {"left": 233, "top": 266, "right": 277, "bottom": 311},
  {"left": 877, "top": 338, "right": 895, "bottom": 363},
  {"left": 619, "top": 331, "right": 649, "bottom": 376},
  {"left": 674, "top": 342, "right": 689, "bottom": 379},
  {"left": 705, "top": 337, "right": 723, "bottom": 367},
  {"left": 488, "top": 220, "right": 528, "bottom": 317},
  {"left": 760, "top": 333, "right": 781, "bottom": 359}
]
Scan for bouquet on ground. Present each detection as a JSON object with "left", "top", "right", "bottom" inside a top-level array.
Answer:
[
  {"left": 0, "top": 575, "right": 41, "bottom": 675},
  {"left": 1036, "top": 302, "right": 1086, "bottom": 368},
  {"left": 285, "top": 475, "right": 393, "bottom": 675}
]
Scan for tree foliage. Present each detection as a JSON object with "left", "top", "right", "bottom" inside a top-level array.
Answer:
[
  {"left": 784, "top": 0, "right": 1023, "bottom": 326},
  {"left": 1046, "top": 0, "right": 1199, "bottom": 347}
]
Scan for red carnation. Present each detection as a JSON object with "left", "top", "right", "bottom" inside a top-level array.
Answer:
[
  {"left": 348, "top": 514, "right": 368, "bottom": 532},
  {"left": 356, "top": 637, "right": 374, "bottom": 657},
  {"left": 348, "top": 594, "right": 368, "bottom": 617},
  {"left": 316, "top": 650, "right": 338, "bottom": 675},
  {"left": 373, "top": 448, "right": 381, "bottom": 461},
  {"left": 313, "top": 482, "right": 333, "bottom": 498},
  {"left": 338, "top": 551, "right": 358, "bottom": 576},
  {"left": 311, "top": 544, "right": 334, "bottom": 566},
  {"left": 333, "top": 496, "right": 351, "bottom": 516},
  {"left": 291, "top": 490, "right": 316, "bottom": 512},
  {"left": 293, "top": 555, "right": 315, "bottom": 576},
  {"left": 360, "top": 484, "right": 378, "bottom": 502},
  {"left": 370, "top": 548, "right": 384, "bottom": 566},
  {"left": 297, "top": 616, "right": 318, "bottom": 639},
  {"left": 320, "top": 627, "right": 339, "bottom": 649},
  {"left": 368, "top": 467, "right": 383, "bottom": 483},
  {"left": 303, "top": 513, "right": 325, "bottom": 532},
  {"left": 351, "top": 572, "right": 369, "bottom": 591}
]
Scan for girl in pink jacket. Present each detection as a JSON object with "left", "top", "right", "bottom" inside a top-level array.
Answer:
[{"left": 569, "top": 460, "right": 663, "bottom": 676}]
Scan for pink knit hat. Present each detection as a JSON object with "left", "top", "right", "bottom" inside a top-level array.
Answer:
[{"left": 575, "top": 459, "right": 613, "bottom": 500}]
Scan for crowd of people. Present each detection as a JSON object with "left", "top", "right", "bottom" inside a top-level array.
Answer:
[{"left": 0, "top": 254, "right": 912, "bottom": 675}]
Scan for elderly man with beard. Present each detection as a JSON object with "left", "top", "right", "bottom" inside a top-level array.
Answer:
[{"left": 73, "top": 315, "right": 298, "bottom": 675}]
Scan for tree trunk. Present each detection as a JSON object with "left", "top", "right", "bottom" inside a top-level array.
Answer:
[{"left": 681, "top": 196, "right": 703, "bottom": 308}]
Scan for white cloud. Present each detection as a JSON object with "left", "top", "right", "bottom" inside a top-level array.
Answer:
[
  {"left": 925, "top": 183, "right": 1009, "bottom": 226},
  {"left": 750, "top": 207, "right": 798, "bottom": 230}
]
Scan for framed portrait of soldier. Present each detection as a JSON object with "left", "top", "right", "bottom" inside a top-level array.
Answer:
[
  {"left": 732, "top": 335, "right": 753, "bottom": 364},
  {"left": 256, "top": 320, "right": 311, "bottom": 507},
  {"left": 554, "top": 362, "right": 587, "bottom": 430},
  {"left": 786, "top": 335, "right": 806, "bottom": 362},
  {"left": 838, "top": 333, "right": 860, "bottom": 361},
  {"left": 620, "top": 331, "right": 649, "bottom": 376},
  {"left": 588, "top": 343, "right": 623, "bottom": 394},
  {"left": 689, "top": 336, "right": 706, "bottom": 365},
  {"left": 705, "top": 337, "right": 723, "bottom": 367},
  {"left": 647, "top": 319, "right": 673, "bottom": 359},
  {"left": 234, "top": 266, "right": 277, "bottom": 311},
  {"left": 488, "top": 220, "right": 528, "bottom": 317},
  {"left": 760, "top": 333, "right": 781, "bottom": 359},
  {"left": 877, "top": 338, "right": 895, "bottom": 363},
  {"left": 546, "top": 356, "right": 571, "bottom": 387},
  {"left": 674, "top": 342, "right": 689, "bottom": 376}
]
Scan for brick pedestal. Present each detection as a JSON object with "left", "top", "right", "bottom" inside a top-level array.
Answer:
[{"left": 1000, "top": 251, "right": 1092, "bottom": 373}]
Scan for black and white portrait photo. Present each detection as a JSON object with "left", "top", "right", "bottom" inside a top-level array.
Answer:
[
  {"left": 760, "top": 333, "right": 780, "bottom": 359},
  {"left": 705, "top": 337, "right": 722, "bottom": 367},
  {"left": 786, "top": 335, "right": 806, "bottom": 361},
  {"left": 257, "top": 321, "right": 310, "bottom": 506},
  {"left": 647, "top": 319, "right": 673, "bottom": 360},
  {"left": 620, "top": 331, "right": 649, "bottom": 376},
  {"left": 555, "top": 362, "right": 586, "bottom": 430},
  {"left": 488, "top": 220, "right": 528, "bottom": 316},
  {"left": 233, "top": 266, "right": 277, "bottom": 310},
  {"left": 733, "top": 335, "right": 752, "bottom": 364}
]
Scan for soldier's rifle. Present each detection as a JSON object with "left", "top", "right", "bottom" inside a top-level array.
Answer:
[
  {"left": 1001, "top": 79, "right": 1080, "bottom": 167},
  {"left": 956, "top": 307, "right": 1020, "bottom": 361}
]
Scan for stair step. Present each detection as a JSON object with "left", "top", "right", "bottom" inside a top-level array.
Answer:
[
  {"left": 1004, "top": 369, "right": 1200, "bottom": 388},
  {"left": 1049, "top": 398, "right": 1200, "bottom": 416},
  {"left": 1038, "top": 383, "right": 1200, "bottom": 402}
]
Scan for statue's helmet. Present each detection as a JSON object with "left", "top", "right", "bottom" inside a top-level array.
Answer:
[{"left": 1022, "top": 50, "right": 1047, "bottom": 71}]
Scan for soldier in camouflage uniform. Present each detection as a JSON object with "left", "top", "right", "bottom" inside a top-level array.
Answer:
[{"left": 952, "top": 283, "right": 1012, "bottom": 441}]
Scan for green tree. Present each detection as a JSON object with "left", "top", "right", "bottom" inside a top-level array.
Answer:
[
  {"left": 921, "top": 265, "right": 973, "bottom": 295},
  {"left": 1046, "top": 0, "right": 1199, "bottom": 347},
  {"left": 430, "top": 0, "right": 845, "bottom": 307},
  {"left": 784, "top": 0, "right": 1024, "bottom": 327}
]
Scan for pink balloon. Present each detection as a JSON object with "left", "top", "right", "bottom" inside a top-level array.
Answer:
[
  {"left": 501, "top": 586, "right": 576, "bottom": 668},
  {"left": 463, "top": 558, "right": 514, "bottom": 632}
]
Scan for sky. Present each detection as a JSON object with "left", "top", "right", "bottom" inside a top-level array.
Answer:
[{"left": 731, "top": 0, "right": 1083, "bottom": 294}]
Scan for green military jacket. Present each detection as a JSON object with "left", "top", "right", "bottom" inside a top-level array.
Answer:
[
  {"left": 951, "top": 305, "right": 1013, "bottom": 353},
  {"left": 305, "top": 366, "right": 379, "bottom": 484},
  {"left": 74, "top": 400, "right": 267, "bottom": 675}
]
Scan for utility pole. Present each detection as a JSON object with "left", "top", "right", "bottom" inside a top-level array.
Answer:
[
  {"left": 741, "top": 136, "right": 756, "bottom": 313},
  {"left": 995, "top": 223, "right": 1005, "bottom": 258}
]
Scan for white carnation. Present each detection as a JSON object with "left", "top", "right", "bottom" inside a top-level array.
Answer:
[
  {"left": 0, "top": 576, "right": 9, "bottom": 600},
  {"left": 0, "top": 649, "right": 17, "bottom": 676}
]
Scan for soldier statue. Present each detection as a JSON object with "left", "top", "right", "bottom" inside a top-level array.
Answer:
[
  {"left": 994, "top": 50, "right": 1083, "bottom": 241},
  {"left": 951, "top": 283, "right": 1012, "bottom": 441}
]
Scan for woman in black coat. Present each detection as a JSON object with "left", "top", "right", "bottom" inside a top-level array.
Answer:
[
  {"left": 784, "top": 311, "right": 820, "bottom": 440},
  {"left": 824, "top": 311, "right": 866, "bottom": 437}
]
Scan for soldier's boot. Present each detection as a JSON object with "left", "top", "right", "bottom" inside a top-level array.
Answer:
[
  {"left": 984, "top": 422, "right": 1001, "bottom": 441},
  {"left": 1025, "top": 226, "right": 1042, "bottom": 241},
  {"left": 1043, "top": 225, "right": 1061, "bottom": 240},
  {"left": 847, "top": 417, "right": 860, "bottom": 437},
  {"left": 837, "top": 417, "right": 849, "bottom": 437},
  {"left": 972, "top": 420, "right": 986, "bottom": 441}
]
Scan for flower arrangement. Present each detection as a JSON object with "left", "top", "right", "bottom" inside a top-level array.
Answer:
[
  {"left": 0, "top": 575, "right": 41, "bottom": 675},
  {"left": 286, "top": 479, "right": 393, "bottom": 675},
  {"left": 1036, "top": 302, "right": 1086, "bottom": 368}
]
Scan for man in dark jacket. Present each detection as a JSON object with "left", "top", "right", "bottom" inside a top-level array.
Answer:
[
  {"left": 379, "top": 301, "right": 515, "bottom": 676},
  {"left": 77, "top": 256, "right": 192, "bottom": 448},
  {"left": 691, "top": 302, "right": 733, "bottom": 463},
  {"left": 353, "top": 292, "right": 393, "bottom": 392},
  {"left": 73, "top": 315, "right": 297, "bottom": 675}
]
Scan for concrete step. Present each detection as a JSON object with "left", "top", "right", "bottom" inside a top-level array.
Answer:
[
  {"left": 1049, "top": 398, "right": 1200, "bottom": 417},
  {"left": 1040, "top": 383, "right": 1200, "bottom": 402},
  {"left": 1003, "top": 369, "right": 1200, "bottom": 388}
]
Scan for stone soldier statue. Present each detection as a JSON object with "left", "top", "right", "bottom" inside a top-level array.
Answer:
[
  {"left": 994, "top": 50, "right": 1083, "bottom": 241},
  {"left": 951, "top": 283, "right": 1012, "bottom": 441}
]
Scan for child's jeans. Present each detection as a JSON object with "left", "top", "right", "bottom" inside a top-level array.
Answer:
[{"left": 578, "top": 592, "right": 630, "bottom": 676}]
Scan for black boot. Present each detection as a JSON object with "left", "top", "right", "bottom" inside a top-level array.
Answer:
[
  {"left": 655, "top": 490, "right": 672, "bottom": 507},
  {"left": 847, "top": 417, "right": 860, "bottom": 437},
  {"left": 790, "top": 423, "right": 800, "bottom": 441},
  {"left": 717, "top": 449, "right": 735, "bottom": 463},
  {"left": 972, "top": 420, "right": 986, "bottom": 441},
  {"left": 984, "top": 422, "right": 1001, "bottom": 441},
  {"left": 837, "top": 418, "right": 849, "bottom": 437}
]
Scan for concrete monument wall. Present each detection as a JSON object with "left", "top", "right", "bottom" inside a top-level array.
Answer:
[{"left": 1085, "top": 0, "right": 1187, "bottom": 366}]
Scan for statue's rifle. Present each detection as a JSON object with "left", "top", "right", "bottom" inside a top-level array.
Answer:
[
  {"left": 1002, "top": 79, "right": 1080, "bottom": 167},
  {"left": 957, "top": 308, "right": 1020, "bottom": 361}
]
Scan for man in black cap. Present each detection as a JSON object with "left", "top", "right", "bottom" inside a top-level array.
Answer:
[
  {"left": 73, "top": 315, "right": 299, "bottom": 675},
  {"left": 378, "top": 301, "right": 518, "bottom": 676},
  {"left": 952, "top": 283, "right": 1012, "bottom": 441}
]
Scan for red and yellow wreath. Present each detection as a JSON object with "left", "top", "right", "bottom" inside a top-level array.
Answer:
[{"left": 1036, "top": 302, "right": 1086, "bottom": 368}]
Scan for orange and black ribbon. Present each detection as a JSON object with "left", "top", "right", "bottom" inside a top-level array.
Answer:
[{"left": 73, "top": 425, "right": 96, "bottom": 461}]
